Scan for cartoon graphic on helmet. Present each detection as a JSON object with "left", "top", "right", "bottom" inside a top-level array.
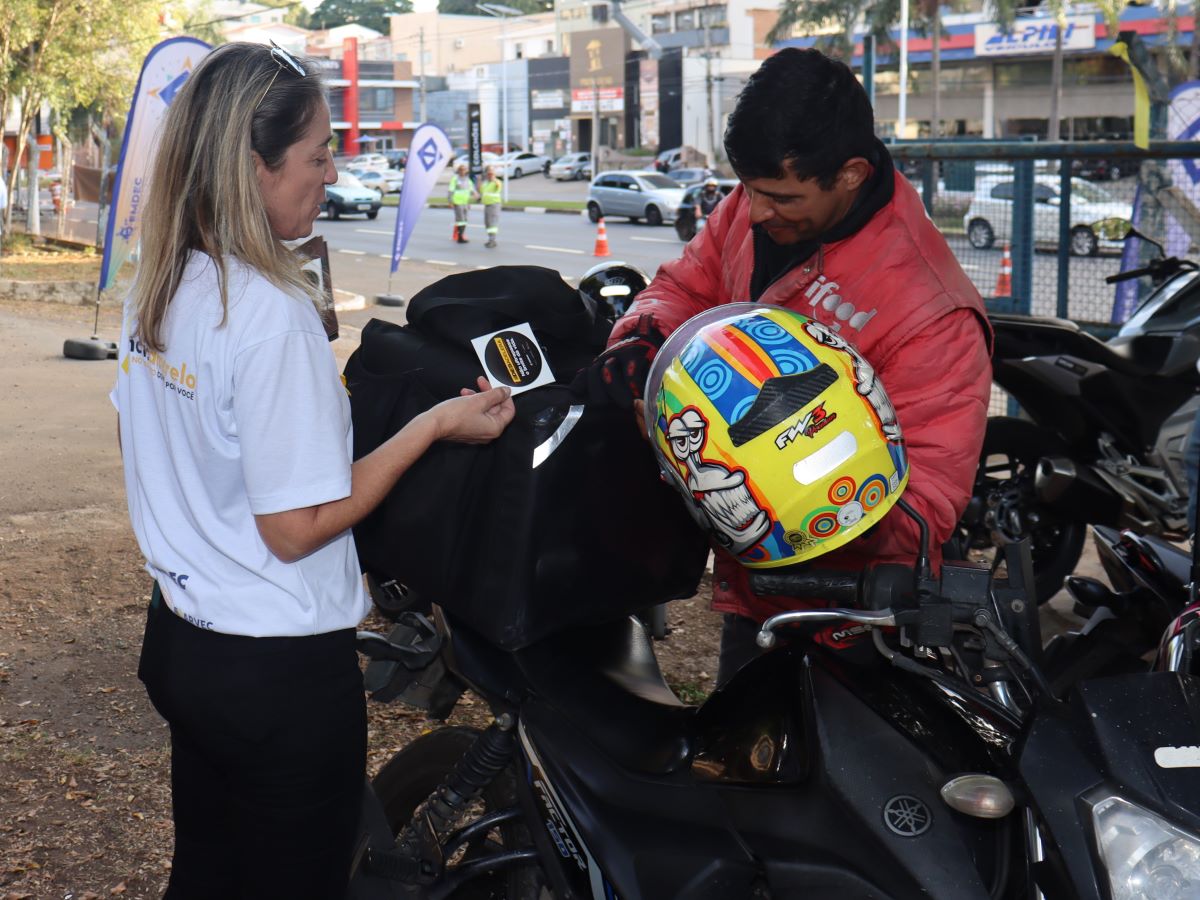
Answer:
[
  {"left": 666, "top": 407, "right": 770, "bottom": 554},
  {"left": 644, "top": 303, "right": 909, "bottom": 568}
]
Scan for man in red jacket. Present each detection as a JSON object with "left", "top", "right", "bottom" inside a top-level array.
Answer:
[{"left": 586, "top": 48, "right": 993, "bottom": 683}]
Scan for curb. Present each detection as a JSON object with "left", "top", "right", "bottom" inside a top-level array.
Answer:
[{"left": 333, "top": 289, "right": 366, "bottom": 312}]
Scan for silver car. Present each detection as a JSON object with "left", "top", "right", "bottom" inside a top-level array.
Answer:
[{"left": 587, "top": 171, "right": 685, "bottom": 226}]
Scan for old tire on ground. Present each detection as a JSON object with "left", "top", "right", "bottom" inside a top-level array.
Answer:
[
  {"left": 373, "top": 726, "right": 548, "bottom": 899},
  {"left": 63, "top": 339, "right": 111, "bottom": 361}
]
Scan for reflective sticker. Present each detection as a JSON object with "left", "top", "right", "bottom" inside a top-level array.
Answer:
[
  {"left": 1154, "top": 746, "right": 1200, "bottom": 768},
  {"left": 792, "top": 430, "right": 857, "bottom": 486}
]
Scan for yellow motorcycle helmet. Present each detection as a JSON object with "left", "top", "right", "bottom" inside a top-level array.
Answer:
[{"left": 643, "top": 303, "right": 909, "bottom": 568}]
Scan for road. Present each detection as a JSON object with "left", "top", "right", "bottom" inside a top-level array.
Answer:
[{"left": 47, "top": 173, "right": 1130, "bottom": 326}]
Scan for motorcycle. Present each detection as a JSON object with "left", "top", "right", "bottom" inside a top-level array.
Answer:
[
  {"left": 1040, "top": 524, "right": 1190, "bottom": 695},
  {"left": 346, "top": 495, "right": 1200, "bottom": 899},
  {"left": 957, "top": 240, "right": 1200, "bottom": 604}
]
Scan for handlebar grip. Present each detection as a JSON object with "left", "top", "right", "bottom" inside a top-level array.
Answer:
[
  {"left": 1105, "top": 267, "right": 1154, "bottom": 284},
  {"left": 748, "top": 570, "right": 861, "bottom": 604}
]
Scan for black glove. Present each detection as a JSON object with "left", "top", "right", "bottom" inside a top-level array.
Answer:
[{"left": 573, "top": 314, "right": 665, "bottom": 409}]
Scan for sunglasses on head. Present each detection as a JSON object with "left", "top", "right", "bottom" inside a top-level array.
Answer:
[{"left": 256, "top": 40, "right": 307, "bottom": 109}]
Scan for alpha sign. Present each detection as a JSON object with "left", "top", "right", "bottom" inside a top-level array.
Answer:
[{"left": 974, "top": 15, "right": 1096, "bottom": 56}]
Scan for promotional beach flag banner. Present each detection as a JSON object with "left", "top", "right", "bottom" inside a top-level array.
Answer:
[
  {"left": 391, "top": 123, "right": 453, "bottom": 273},
  {"left": 100, "top": 36, "right": 211, "bottom": 291}
]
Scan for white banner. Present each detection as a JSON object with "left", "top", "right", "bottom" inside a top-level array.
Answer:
[
  {"left": 391, "top": 123, "right": 452, "bottom": 272},
  {"left": 974, "top": 16, "right": 1095, "bottom": 57},
  {"left": 101, "top": 36, "right": 212, "bottom": 290}
]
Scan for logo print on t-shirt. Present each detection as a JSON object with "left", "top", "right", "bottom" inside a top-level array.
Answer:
[{"left": 126, "top": 337, "right": 199, "bottom": 401}]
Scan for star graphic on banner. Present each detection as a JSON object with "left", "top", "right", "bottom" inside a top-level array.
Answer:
[
  {"left": 147, "top": 57, "right": 194, "bottom": 107},
  {"left": 417, "top": 137, "right": 443, "bottom": 173}
]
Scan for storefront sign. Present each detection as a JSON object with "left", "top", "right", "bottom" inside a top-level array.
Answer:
[
  {"left": 532, "top": 89, "right": 566, "bottom": 110},
  {"left": 974, "top": 16, "right": 1095, "bottom": 56},
  {"left": 571, "top": 87, "right": 625, "bottom": 113}
]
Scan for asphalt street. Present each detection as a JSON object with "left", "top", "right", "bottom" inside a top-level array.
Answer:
[{"left": 46, "top": 169, "right": 1131, "bottom": 325}]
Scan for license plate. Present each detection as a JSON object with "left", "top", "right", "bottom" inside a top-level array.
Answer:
[{"left": 357, "top": 204, "right": 371, "bottom": 210}]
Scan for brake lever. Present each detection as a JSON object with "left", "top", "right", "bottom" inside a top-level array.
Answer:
[{"left": 756, "top": 607, "right": 916, "bottom": 649}]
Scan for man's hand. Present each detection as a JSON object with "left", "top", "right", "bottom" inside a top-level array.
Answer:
[{"left": 577, "top": 314, "right": 665, "bottom": 410}]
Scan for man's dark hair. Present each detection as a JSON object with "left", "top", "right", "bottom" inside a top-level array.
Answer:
[{"left": 724, "top": 48, "right": 876, "bottom": 188}]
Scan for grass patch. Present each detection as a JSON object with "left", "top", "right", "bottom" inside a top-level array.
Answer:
[
  {"left": 381, "top": 195, "right": 584, "bottom": 212},
  {"left": 1, "top": 235, "right": 100, "bottom": 282},
  {"left": 670, "top": 681, "right": 710, "bottom": 705}
]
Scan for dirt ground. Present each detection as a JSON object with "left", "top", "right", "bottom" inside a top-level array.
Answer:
[
  {"left": 0, "top": 297, "right": 724, "bottom": 899},
  {"left": 0, "top": 295, "right": 1099, "bottom": 899}
]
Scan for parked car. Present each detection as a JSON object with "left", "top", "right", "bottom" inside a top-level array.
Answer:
[
  {"left": 353, "top": 168, "right": 404, "bottom": 195},
  {"left": 652, "top": 147, "right": 684, "bottom": 172},
  {"left": 587, "top": 170, "right": 686, "bottom": 226},
  {"left": 548, "top": 152, "right": 592, "bottom": 181},
  {"left": 348, "top": 153, "right": 390, "bottom": 173},
  {"left": 494, "top": 151, "right": 552, "bottom": 179},
  {"left": 451, "top": 151, "right": 501, "bottom": 172},
  {"left": 665, "top": 167, "right": 714, "bottom": 188},
  {"left": 674, "top": 178, "right": 738, "bottom": 241},
  {"left": 322, "top": 171, "right": 382, "bottom": 220},
  {"left": 1070, "top": 157, "right": 1131, "bottom": 182},
  {"left": 384, "top": 148, "right": 408, "bottom": 170},
  {"left": 962, "top": 175, "right": 1132, "bottom": 257}
]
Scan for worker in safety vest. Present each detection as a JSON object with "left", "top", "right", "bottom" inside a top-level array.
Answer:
[
  {"left": 448, "top": 163, "right": 478, "bottom": 243},
  {"left": 480, "top": 165, "right": 501, "bottom": 248}
]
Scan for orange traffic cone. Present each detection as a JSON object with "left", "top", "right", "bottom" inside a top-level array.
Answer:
[
  {"left": 994, "top": 243, "right": 1012, "bottom": 298},
  {"left": 593, "top": 217, "right": 611, "bottom": 258}
]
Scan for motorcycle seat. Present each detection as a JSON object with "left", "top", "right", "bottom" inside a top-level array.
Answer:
[
  {"left": 991, "top": 314, "right": 1192, "bottom": 379},
  {"left": 514, "top": 615, "right": 694, "bottom": 775}
]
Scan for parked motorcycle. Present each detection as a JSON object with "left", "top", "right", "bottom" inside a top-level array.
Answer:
[
  {"left": 957, "top": 243, "right": 1200, "bottom": 604},
  {"left": 346, "top": 498, "right": 1200, "bottom": 899},
  {"left": 1040, "top": 524, "right": 1190, "bottom": 694}
]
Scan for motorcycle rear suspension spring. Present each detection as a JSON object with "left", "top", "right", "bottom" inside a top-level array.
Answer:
[{"left": 398, "top": 715, "right": 517, "bottom": 856}]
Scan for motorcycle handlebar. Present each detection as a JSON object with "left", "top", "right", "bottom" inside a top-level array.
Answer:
[
  {"left": 1105, "top": 257, "right": 1188, "bottom": 284},
  {"left": 749, "top": 570, "right": 861, "bottom": 604},
  {"left": 748, "top": 565, "right": 916, "bottom": 612}
]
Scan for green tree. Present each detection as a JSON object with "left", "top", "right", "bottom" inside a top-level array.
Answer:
[
  {"left": 435, "top": 0, "right": 551, "bottom": 13},
  {"left": 304, "top": 0, "right": 414, "bottom": 34},
  {"left": 2, "top": 0, "right": 164, "bottom": 227}
]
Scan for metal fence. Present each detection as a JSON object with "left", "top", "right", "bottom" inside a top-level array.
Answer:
[{"left": 888, "top": 136, "right": 1200, "bottom": 414}]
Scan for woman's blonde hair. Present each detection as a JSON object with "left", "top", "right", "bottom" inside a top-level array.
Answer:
[{"left": 132, "top": 42, "right": 328, "bottom": 352}]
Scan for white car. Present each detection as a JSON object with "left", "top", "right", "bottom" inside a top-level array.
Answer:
[
  {"left": 587, "top": 171, "right": 686, "bottom": 226},
  {"left": 349, "top": 153, "right": 391, "bottom": 173},
  {"left": 963, "top": 175, "right": 1132, "bottom": 257},
  {"left": 549, "top": 152, "right": 592, "bottom": 181},
  {"left": 494, "top": 151, "right": 552, "bottom": 179},
  {"left": 352, "top": 168, "right": 404, "bottom": 195},
  {"left": 451, "top": 151, "right": 501, "bottom": 172}
]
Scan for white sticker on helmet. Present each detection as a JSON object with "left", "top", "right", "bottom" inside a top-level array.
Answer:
[
  {"left": 600, "top": 285, "right": 632, "bottom": 297},
  {"left": 792, "top": 431, "right": 858, "bottom": 486}
]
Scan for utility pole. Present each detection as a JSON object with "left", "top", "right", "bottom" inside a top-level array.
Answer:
[
  {"left": 591, "top": 81, "right": 600, "bottom": 173},
  {"left": 418, "top": 27, "right": 427, "bottom": 121},
  {"left": 704, "top": 25, "right": 715, "bottom": 165}
]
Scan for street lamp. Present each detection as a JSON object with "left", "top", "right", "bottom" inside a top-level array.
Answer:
[{"left": 477, "top": 1, "right": 523, "bottom": 201}]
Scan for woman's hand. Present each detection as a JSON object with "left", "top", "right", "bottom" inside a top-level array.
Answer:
[{"left": 431, "top": 377, "right": 515, "bottom": 443}]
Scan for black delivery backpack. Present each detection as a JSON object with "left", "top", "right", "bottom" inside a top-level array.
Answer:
[{"left": 344, "top": 266, "right": 710, "bottom": 650}]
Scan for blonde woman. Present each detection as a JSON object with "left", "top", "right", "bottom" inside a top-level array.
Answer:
[{"left": 111, "top": 42, "right": 513, "bottom": 898}]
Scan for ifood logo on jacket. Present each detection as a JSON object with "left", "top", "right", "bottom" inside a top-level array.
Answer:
[{"left": 805, "top": 276, "right": 877, "bottom": 333}]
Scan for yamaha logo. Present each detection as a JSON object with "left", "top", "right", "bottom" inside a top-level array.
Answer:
[{"left": 883, "top": 795, "right": 932, "bottom": 836}]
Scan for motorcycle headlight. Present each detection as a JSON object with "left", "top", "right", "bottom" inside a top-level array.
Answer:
[{"left": 1092, "top": 796, "right": 1200, "bottom": 900}]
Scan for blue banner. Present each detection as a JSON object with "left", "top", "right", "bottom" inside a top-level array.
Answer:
[
  {"left": 101, "top": 36, "right": 211, "bottom": 291},
  {"left": 391, "top": 123, "right": 453, "bottom": 273}
]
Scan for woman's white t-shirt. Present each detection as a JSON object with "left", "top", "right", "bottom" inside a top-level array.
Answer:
[{"left": 112, "top": 252, "right": 369, "bottom": 637}]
